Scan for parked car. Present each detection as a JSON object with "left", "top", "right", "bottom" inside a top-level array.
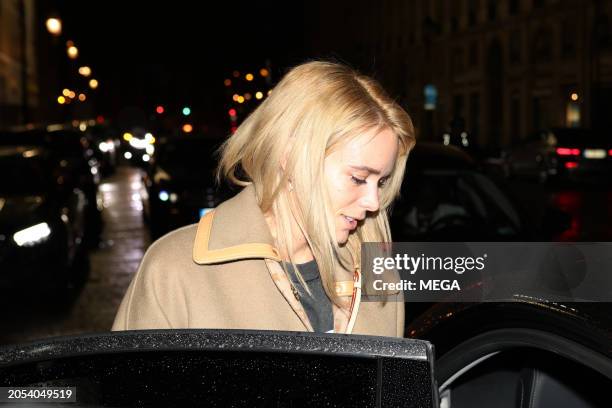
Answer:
[
  {"left": 0, "top": 126, "right": 103, "bottom": 246},
  {"left": 0, "top": 330, "right": 437, "bottom": 407},
  {"left": 389, "top": 142, "right": 571, "bottom": 242},
  {"left": 501, "top": 128, "right": 612, "bottom": 183},
  {"left": 0, "top": 146, "right": 89, "bottom": 291},
  {"left": 142, "top": 136, "right": 233, "bottom": 239}
]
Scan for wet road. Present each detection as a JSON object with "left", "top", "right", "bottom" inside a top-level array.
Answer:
[{"left": 0, "top": 166, "right": 150, "bottom": 346}]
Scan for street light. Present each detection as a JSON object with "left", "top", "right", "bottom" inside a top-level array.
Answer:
[
  {"left": 245, "top": 73, "right": 254, "bottom": 81},
  {"left": 45, "top": 17, "right": 62, "bottom": 36},
  {"left": 67, "top": 45, "right": 79, "bottom": 59},
  {"left": 78, "top": 93, "right": 86, "bottom": 102},
  {"left": 89, "top": 79, "right": 99, "bottom": 89},
  {"left": 255, "top": 91, "right": 263, "bottom": 100},
  {"left": 57, "top": 96, "right": 66, "bottom": 104},
  {"left": 78, "top": 66, "right": 92, "bottom": 77}
]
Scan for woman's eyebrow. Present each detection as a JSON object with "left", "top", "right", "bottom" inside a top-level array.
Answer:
[
  {"left": 349, "top": 164, "right": 380, "bottom": 174},
  {"left": 349, "top": 164, "right": 389, "bottom": 176}
]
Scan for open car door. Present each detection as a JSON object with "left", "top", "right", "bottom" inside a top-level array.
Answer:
[{"left": 0, "top": 330, "right": 438, "bottom": 407}]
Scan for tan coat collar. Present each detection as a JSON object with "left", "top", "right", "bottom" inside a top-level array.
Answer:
[{"left": 193, "top": 184, "right": 281, "bottom": 264}]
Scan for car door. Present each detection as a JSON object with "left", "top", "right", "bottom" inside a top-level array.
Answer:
[{"left": 0, "top": 330, "right": 438, "bottom": 407}]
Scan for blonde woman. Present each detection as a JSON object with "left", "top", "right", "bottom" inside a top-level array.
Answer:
[{"left": 112, "top": 61, "right": 416, "bottom": 336}]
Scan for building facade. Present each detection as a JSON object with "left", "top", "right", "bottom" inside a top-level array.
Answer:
[
  {"left": 0, "top": 0, "right": 38, "bottom": 127},
  {"left": 313, "top": 0, "right": 612, "bottom": 148}
]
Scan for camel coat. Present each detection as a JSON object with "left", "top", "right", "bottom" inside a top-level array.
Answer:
[{"left": 112, "top": 185, "right": 404, "bottom": 336}]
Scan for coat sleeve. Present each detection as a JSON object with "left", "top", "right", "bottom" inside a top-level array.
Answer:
[{"left": 112, "top": 239, "right": 186, "bottom": 330}]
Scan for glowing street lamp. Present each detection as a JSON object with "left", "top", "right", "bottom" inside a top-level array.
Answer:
[
  {"left": 57, "top": 96, "right": 66, "bottom": 104},
  {"left": 245, "top": 73, "right": 254, "bottom": 81},
  {"left": 45, "top": 18, "right": 62, "bottom": 36},
  {"left": 255, "top": 91, "right": 263, "bottom": 100},
  {"left": 78, "top": 66, "right": 92, "bottom": 77},
  {"left": 89, "top": 79, "right": 99, "bottom": 89},
  {"left": 259, "top": 68, "right": 269, "bottom": 77},
  {"left": 78, "top": 93, "right": 86, "bottom": 102},
  {"left": 67, "top": 45, "right": 79, "bottom": 59}
]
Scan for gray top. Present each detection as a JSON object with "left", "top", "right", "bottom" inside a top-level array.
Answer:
[{"left": 283, "top": 260, "right": 334, "bottom": 333}]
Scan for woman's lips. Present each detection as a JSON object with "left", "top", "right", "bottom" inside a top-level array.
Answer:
[{"left": 343, "top": 215, "right": 357, "bottom": 230}]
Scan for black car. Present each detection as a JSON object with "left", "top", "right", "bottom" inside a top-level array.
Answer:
[
  {"left": 501, "top": 128, "right": 612, "bottom": 183},
  {"left": 390, "top": 142, "right": 570, "bottom": 242},
  {"left": 0, "top": 146, "right": 89, "bottom": 291},
  {"left": 142, "top": 136, "right": 233, "bottom": 239},
  {"left": 0, "top": 126, "right": 103, "bottom": 246},
  {"left": 406, "top": 296, "right": 612, "bottom": 407}
]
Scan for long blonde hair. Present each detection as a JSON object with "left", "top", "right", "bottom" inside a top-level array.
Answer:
[{"left": 216, "top": 61, "right": 415, "bottom": 306}]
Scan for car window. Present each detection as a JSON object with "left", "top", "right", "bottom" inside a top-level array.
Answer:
[{"left": 399, "top": 170, "right": 522, "bottom": 238}]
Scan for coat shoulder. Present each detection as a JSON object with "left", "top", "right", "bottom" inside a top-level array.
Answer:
[{"left": 140, "top": 224, "right": 200, "bottom": 276}]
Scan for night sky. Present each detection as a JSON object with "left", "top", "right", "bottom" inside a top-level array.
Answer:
[{"left": 52, "top": 1, "right": 315, "bottom": 126}]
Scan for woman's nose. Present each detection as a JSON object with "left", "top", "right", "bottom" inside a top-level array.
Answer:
[{"left": 361, "top": 184, "right": 380, "bottom": 212}]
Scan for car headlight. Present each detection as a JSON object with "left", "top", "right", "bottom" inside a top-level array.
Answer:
[{"left": 13, "top": 222, "right": 52, "bottom": 247}]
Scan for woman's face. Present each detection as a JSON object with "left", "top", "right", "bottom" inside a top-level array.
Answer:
[{"left": 324, "top": 127, "right": 399, "bottom": 244}]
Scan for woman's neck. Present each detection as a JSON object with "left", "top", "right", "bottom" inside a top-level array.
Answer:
[{"left": 263, "top": 210, "right": 314, "bottom": 264}]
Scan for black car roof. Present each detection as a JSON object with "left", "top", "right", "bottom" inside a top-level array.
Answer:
[{"left": 407, "top": 142, "right": 476, "bottom": 171}]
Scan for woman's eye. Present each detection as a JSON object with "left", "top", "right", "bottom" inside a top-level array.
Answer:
[
  {"left": 351, "top": 176, "right": 367, "bottom": 185},
  {"left": 378, "top": 178, "right": 389, "bottom": 188}
]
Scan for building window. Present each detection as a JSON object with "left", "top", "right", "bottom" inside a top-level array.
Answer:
[
  {"left": 510, "top": 30, "right": 522, "bottom": 64},
  {"left": 451, "top": 0, "right": 461, "bottom": 32},
  {"left": 532, "top": 26, "right": 553, "bottom": 63},
  {"left": 509, "top": 0, "right": 520, "bottom": 15},
  {"left": 487, "top": 0, "right": 497, "bottom": 21},
  {"left": 469, "top": 41, "right": 479, "bottom": 67},
  {"left": 469, "top": 92, "right": 480, "bottom": 139},
  {"left": 468, "top": 0, "right": 478, "bottom": 27},
  {"left": 561, "top": 19, "right": 577, "bottom": 58},
  {"left": 510, "top": 95, "right": 521, "bottom": 142},
  {"left": 451, "top": 47, "right": 465, "bottom": 74},
  {"left": 532, "top": 95, "right": 551, "bottom": 130},
  {"left": 454, "top": 94, "right": 465, "bottom": 118}
]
